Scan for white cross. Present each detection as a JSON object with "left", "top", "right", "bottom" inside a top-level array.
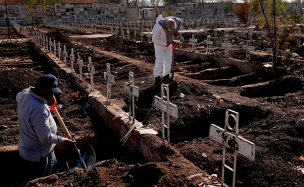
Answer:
[
  {"left": 77, "top": 52, "right": 83, "bottom": 81},
  {"left": 250, "top": 28, "right": 254, "bottom": 43},
  {"left": 43, "top": 35, "right": 45, "bottom": 49},
  {"left": 189, "top": 34, "right": 198, "bottom": 52},
  {"left": 126, "top": 29, "right": 130, "bottom": 40},
  {"left": 209, "top": 109, "right": 255, "bottom": 187},
  {"left": 140, "top": 30, "right": 144, "bottom": 42},
  {"left": 242, "top": 40, "right": 255, "bottom": 62},
  {"left": 178, "top": 32, "right": 183, "bottom": 49},
  {"left": 58, "top": 42, "right": 61, "bottom": 61},
  {"left": 63, "top": 45, "right": 67, "bottom": 66},
  {"left": 115, "top": 28, "right": 118, "bottom": 37},
  {"left": 295, "top": 29, "right": 304, "bottom": 46},
  {"left": 124, "top": 71, "right": 139, "bottom": 124},
  {"left": 204, "top": 35, "right": 213, "bottom": 55},
  {"left": 70, "top": 48, "right": 75, "bottom": 73},
  {"left": 53, "top": 40, "right": 56, "bottom": 56},
  {"left": 134, "top": 29, "right": 137, "bottom": 41},
  {"left": 103, "top": 63, "right": 115, "bottom": 104},
  {"left": 154, "top": 84, "right": 178, "bottom": 144},
  {"left": 49, "top": 37, "right": 52, "bottom": 53},
  {"left": 87, "top": 57, "right": 96, "bottom": 92},
  {"left": 222, "top": 35, "right": 232, "bottom": 57},
  {"left": 213, "top": 28, "right": 219, "bottom": 37},
  {"left": 147, "top": 33, "right": 152, "bottom": 42},
  {"left": 121, "top": 30, "right": 125, "bottom": 39}
]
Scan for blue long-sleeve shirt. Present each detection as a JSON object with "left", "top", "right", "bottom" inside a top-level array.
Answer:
[{"left": 16, "top": 87, "right": 64, "bottom": 162}]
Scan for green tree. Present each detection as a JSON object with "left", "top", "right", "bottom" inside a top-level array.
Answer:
[
  {"left": 224, "top": 0, "right": 234, "bottom": 18},
  {"left": 255, "top": 0, "right": 288, "bottom": 73},
  {"left": 24, "top": 0, "right": 56, "bottom": 29},
  {"left": 232, "top": 0, "right": 251, "bottom": 25},
  {"left": 165, "top": 7, "right": 175, "bottom": 16}
]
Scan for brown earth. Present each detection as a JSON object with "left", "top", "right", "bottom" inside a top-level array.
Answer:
[{"left": 1, "top": 26, "right": 304, "bottom": 187}]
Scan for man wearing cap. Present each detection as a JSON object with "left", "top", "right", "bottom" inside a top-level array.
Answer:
[
  {"left": 16, "top": 74, "right": 75, "bottom": 181},
  {"left": 152, "top": 16, "right": 182, "bottom": 85}
]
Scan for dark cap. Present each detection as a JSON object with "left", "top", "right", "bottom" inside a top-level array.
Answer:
[{"left": 35, "top": 74, "right": 62, "bottom": 94}]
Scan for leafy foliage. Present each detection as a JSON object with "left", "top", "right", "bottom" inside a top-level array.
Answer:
[
  {"left": 232, "top": 0, "right": 251, "bottom": 25},
  {"left": 24, "top": 0, "right": 56, "bottom": 27}
]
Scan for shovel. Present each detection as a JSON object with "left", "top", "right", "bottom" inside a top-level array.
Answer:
[
  {"left": 48, "top": 96, "right": 96, "bottom": 171},
  {"left": 171, "top": 41, "right": 179, "bottom": 82}
]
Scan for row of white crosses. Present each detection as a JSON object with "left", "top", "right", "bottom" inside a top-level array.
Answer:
[
  {"left": 47, "top": 22, "right": 96, "bottom": 34},
  {"left": 111, "top": 26, "right": 151, "bottom": 42},
  {"left": 104, "top": 19, "right": 154, "bottom": 30},
  {"left": 30, "top": 33, "right": 99, "bottom": 93}
]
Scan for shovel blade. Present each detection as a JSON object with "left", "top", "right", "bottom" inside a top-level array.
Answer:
[{"left": 68, "top": 145, "right": 96, "bottom": 171}]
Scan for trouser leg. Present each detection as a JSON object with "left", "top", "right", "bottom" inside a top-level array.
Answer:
[
  {"left": 22, "top": 149, "right": 58, "bottom": 181},
  {"left": 153, "top": 44, "right": 166, "bottom": 78},
  {"left": 163, "top": 45, "right": 172, "bottom": 77}
]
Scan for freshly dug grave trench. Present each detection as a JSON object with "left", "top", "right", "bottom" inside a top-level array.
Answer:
[
  {"left": 1, "top": 41, "right": 222, "bottom": 187},
  {"left": 240, "top": 75, "right": 304, "bottom": 98},
  {"left": 21, "top": 28, "right": 304, "bottom": 186},
  {"left": 0, "top": 26, "right": 23, "bottom": 40},
  {"left": 67, "top": 32, "right": 304, "bottom": 187},
  {"left": 0, "top": 45, "right": 136, "bottom": 185}
]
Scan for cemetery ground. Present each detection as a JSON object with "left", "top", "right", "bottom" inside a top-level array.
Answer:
[{"left": 1, "top": 25, "right": 304, "bottom": 187}]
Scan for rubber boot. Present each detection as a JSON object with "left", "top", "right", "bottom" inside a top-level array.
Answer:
[
  {"left": 162, "top": 74, "right": 170, "bottom": 84},
  {"left": 154, "top": 76, "right": 161, "bottom": 85}
]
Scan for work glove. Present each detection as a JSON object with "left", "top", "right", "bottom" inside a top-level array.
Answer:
[
  {"left": 63, "top": 137, "right": 76, "bottom": 146},
  {"left": 174, "top": 31, "right": 178, "bottom": 38}
]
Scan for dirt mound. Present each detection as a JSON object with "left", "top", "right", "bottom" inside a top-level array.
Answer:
[
  {"left": 46, "top": 30, "right": 70, "bottom": 43},
  {"left": 0, "top": 69, "right": 40, "bottom": 98}
]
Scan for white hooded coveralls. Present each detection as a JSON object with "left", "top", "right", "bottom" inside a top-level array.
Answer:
[{"left": 152, "top": 22, "right": 172, "bottom": 78}]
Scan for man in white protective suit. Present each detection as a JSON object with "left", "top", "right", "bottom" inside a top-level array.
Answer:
[{"left": 152, "top": 16, "right": 182, "bottom": 86}]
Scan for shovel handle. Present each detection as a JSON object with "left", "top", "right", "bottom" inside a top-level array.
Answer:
[
  {"left": 172, "top": 42, "right": 178, "bottom": 52},
  {"left": 48, "top": 96, "right": 88, "bottom": 170},
  {"left": 48, "top": 96, "right": 71, "bottom": 138}
]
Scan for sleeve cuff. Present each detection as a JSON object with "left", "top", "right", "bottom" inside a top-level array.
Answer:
[{"left": 57, "top": 136, "right": 65, "bottom": 144}]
